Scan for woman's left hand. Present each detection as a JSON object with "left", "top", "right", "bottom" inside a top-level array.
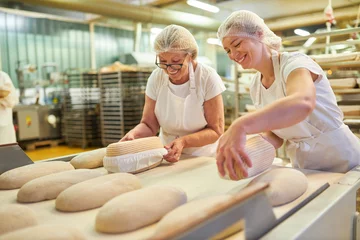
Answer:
[
  {"left": 216, "top": 121, "right": 252, "bottom": 180},
  {"left": 163, "top": 138, "right": 185, "bottom": 163}
]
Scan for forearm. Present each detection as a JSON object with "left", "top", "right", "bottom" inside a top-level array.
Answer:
[
  {"left": 179, "top": 127, "right": 221, "bottom": 148},
  {"left": 128, "top": 122, "right": 158, "bottom": 138},
  {"left": 237, "top": 93, "right": 314, "bottom": 134},
  {"left": 260, "top": 131, "right": 283, "bottom": 149}
]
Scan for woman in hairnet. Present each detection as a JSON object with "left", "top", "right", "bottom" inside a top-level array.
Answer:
[
  {"left": 0, "top": 71, "right": 18, "bottom": 144},
  {"left": 121, "top": 24, "right": 226, "bottom": 163},
  {"left": 216, "top": 10, "right": 360, "bottom": 180}
]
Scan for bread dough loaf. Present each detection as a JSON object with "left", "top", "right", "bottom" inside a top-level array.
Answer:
[
  {"left": 0, "top": 204, "right": 37, "bottom": 235},
  {"left": 103, "top": 136, "right": 167, "bottom": 174},
  {"left": 17, "top": 169, "right": 105, "bottom": 203},
  {"left": 247, "top": 168, "right": 308, "bottom": 206},
  {"left": 56, "top": 173, "right": 141, "bottom": 212},
  {"left": 0, "top": 224, "right": 86, "bottom": 240},
  {"left": 0, "top": 161, "right": 74, "bottom": 189},
  {"left": 96, "top": 186, "right": 187, "bottom": 233},
  {"left": 222, "top": 135, "right": 275, "bottom": 180},
  {"left": 70, "top": 148, "right": 106, "bottom": 169},
  {"left": 152, "top": 195, "right": 243, "bottom": 240},
  {"left": 106, "top": 137, "right": 163, "bottom": 156}
]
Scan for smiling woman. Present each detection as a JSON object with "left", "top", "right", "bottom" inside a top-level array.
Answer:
[
  {"left": 120, "top": 24, "right": 226, "bottom": 163},
  {"left": 215, "top": 10, "right": 360, "bottom": 180}
]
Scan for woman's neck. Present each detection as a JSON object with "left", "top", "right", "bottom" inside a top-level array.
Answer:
[{"left": 257, "top": 49, "right": 277, "bottom": 89}]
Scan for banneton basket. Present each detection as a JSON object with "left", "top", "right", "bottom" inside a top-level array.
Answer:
[
  {"left": 222, "top": 135, "right": 276, "bottom": 180},
  {"left": 103, "top": 137, "right": 168, "bottom": 174}
]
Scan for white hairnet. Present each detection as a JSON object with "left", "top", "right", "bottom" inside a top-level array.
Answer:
[
  {"left": 217, "top": 10, "right": 282, "bottom": 51},
  {"left": 154, "top": 24, "right": 199, "bottom": 59}
]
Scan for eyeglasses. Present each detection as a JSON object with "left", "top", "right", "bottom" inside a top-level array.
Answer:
[
  {"left": 155, "top": 62, "right": 184, "bottom": 70},
  {"left": 155, "top": 55, "right": 188, "bottom": 70}
]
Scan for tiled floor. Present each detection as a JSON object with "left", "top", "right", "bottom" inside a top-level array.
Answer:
[{"left": 25, "top": 145, "right": 98, "bottom": 161}]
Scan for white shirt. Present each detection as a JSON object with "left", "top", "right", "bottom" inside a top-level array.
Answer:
[
  {"left": 250, "top": 51, "right": 343, "bottom": 133},
  {"left": 146, "top": 62, "right": 226, "bottom": 101},
  {"left": 0, "top": 71, "right": 18, "bottom": 126}
]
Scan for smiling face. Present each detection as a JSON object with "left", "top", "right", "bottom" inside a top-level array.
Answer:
[
  {"left": 222, "top": 36, "right": 265, "bottom": 70},
  {"left": 157, "top": 52, "right": 191, "bottom": 84}
]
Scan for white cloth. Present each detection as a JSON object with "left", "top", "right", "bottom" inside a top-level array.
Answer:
[
  {"left": 146, "top": 62, "right": 225, "bottom": 157},
  {"left": 249, "top": 50, "right": 360, "bottom": 173},
  {"left": 0, "top": 71, "right": 18, "bottom": 144},
  {"left": 103, "top": 148, "right": 168, "bottom": 173}
]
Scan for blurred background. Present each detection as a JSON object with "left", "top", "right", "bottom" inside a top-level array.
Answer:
[{"left": 0, "top": 0, "right": 358, "bottom": 160}]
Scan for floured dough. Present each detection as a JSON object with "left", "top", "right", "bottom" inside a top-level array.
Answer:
[
  {"left": 17, "top": 169, "right": 106, "bottom": 203},
  {"left": 0, "top": 162, "right": 74, "bottom": 189},
  {"left": 96, "top": 186, "right": 187, "bottom": 233},
  {"left": 222, "top": 135, "right": 275, "bottom": 180},
  {"left": 103, "top": 136, "right": 166, "bottom": 174},
  {"left": 152, "top": 195, "right": 243, "bottom": 240},
  {"left": 247, "top": 168, "right": 308, "bottom": 206},
  {"left": 106, "top": 137, "right": 163, "bottom": 156},
  {"left": 70, "top": 148, "right": 106, "bottom": 169},
  {"left": 56, "top": 173, "right": 141, "bottom": 212},
  {"left": 0, "top": 204, "right": 37, "bottom": 235},
  {"left": 0, "top": 224, "right": 86, "bottom": 240}
]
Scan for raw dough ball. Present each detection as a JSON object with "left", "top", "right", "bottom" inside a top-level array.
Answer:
[
  {"left": 17, "top": 169, "right": 105, "bottom": 203},
  {"left": 0, "top": 204, "right": 37, "bottom": 235},
  {"left": 222, "top": 135, "right": 275, "bottom": 180},
  {"left": 0, "top": 224, "right": 86, "bottom": 240},
  {"left": 152, "top": 195, "right": 243, "bottom": 240},
  {"left": 0, "top": 161, "right": 74, "bottom": 190},
  {"left": 104, "top": 136, "right": 166, "bottom": 173},
  {"left": 247, "top": 168, "right": 308, "bottom": 206},
  {"left": 96, "top": 186, "right": 187, "bottom": 233},
  {"left": 70, "top": 148, "right": 106, "bottom": 169},
  {"left": 56, "top": 173, "right": 141, "bottom": 212}
]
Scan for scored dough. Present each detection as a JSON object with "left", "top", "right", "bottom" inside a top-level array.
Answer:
[
  {"left": 0, "top": 161, "right": 74, "bottom": 190},
  {"left": 0, "top": 224, "right": 86, "bottom": 240},
  {"left": 106, "top": 137, "right": 163, "bottom": 156},
  {"left": 70, "top": 148, "right": 106, "bottom": 169},
  {"left": 17, "top": 169, "right": 106, "bottom": 203},
  {"left": 55, "top": 173, "right": 141, "bottom": 212},
  {"left": 0, "top": 204, "right": 37, "bottom": 235},
  {"left": 103, "top": 136, "right": 167, "bottom": 174},
  {"left": 96, "top": 186, "right": 187, "bottom": 233},
  {"left": 222, "top": 135, "right": 275, "bottom": 180},
  {"left": 247, "top": 168, "right": 308, "bottom": 206},
  {"left": 152, "top": 195, "right": 244, "bottom": 240}
]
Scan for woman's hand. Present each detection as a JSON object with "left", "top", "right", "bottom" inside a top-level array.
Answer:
[
  {"left": 216, "top": 121, "right": 252, "bottom": 180},
  {"left": 119, "top": 132, "right": 135, "bottom": 142},
  {"left": 0, "top": 90, "right": 10, "bottom": 98},
  {"left": 163, "top": 138, "right": 185, "bottom": 163}
]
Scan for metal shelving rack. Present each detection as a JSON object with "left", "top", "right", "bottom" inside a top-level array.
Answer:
[
  {"left": 63, "top": 70, "right": 101, "bottom": 148},
  {"left": 99, "top": 70, "right": 150, "bottom": 146}
]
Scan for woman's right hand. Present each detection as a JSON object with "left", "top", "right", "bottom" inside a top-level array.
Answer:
[
  {"left": 216, "top": 120, "right": 252, "bottom": 180},
  {"left": 119, "top": 132, "right": 136, "bottom": 142}
]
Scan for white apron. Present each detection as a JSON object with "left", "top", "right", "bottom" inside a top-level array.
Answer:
[
  {"left": 0, "top": 71, "right": 17, "bottom": 145},
  {"left": 253, "top": 50, "right": 360, "bottom": 173},
  {"left": 154, "top": 62, "right": 218, "bottom": 157},
  {"left": 0, "top": 107, "right": 16, "bottom": 144}
]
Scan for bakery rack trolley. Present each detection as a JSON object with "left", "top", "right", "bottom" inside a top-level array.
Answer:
[
  {"left": 99, "top": 70, "right": 151, "bottom": 146},
  {"left": 62, "top": 69, "right": 101, "bottom": 148}
]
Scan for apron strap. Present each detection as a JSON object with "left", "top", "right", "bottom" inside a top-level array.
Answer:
[
  {"left": 271, "top": 50, "right": 287, "bottom": 96},
  {"left": 188, "top": 61, "right": 196, "bottom": 91}
]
